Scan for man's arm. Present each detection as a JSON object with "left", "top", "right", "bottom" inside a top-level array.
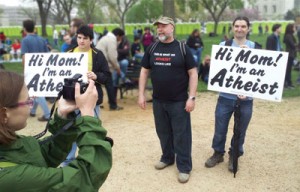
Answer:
[
  {"left": 185, "top": 67, "right": 198, "bottom": 113},
  {"left": 107, "top": 42, "right": 121, "bottom": 74},
  {"left": 138, "top": 67, "right": 150, "bottom": 110}
]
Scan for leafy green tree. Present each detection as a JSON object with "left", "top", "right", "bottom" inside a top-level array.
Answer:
[
  {"left": 284, "top": 10, "right": 296, "bottom": 20},
  {"left": 284, "top": 9, "right": 299, "bottom": 20},
  {"left": 175, "top": 0, "right": 204, "bottom": 22},
  {"left": 77, "top": 0, "right": 104, "bottom": 24},
  {"left": 126, "top": 0, "right": 163, "bottom": 23}
]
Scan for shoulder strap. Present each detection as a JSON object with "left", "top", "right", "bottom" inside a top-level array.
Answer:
[
  {"left": 149, "top": 41, "right": 159, "bottom": 55},
  {"left": 177, "top": 40, "right": 186, "bottom": 59},
  {"left": 225, "top": 39, "right": 233, "bottom": 46},
  {"left": 0, "top": 161, "right": 18, "bottom": 168},
  {"left": 254, "top": 42, "right": 262, "bottom": 49}
]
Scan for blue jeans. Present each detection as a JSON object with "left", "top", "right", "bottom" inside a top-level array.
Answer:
[
  {"left": 113, "top": 59, "right": 129, "bottom": 87},
  {"left": 212, "top": 96, "right": 253, "bottom": 156},
  {"left": 30, "top": 97, "right": 50, "bottom": 118},
  {"left": 189, "top": 47, "right": 202, "bottom": 69},
  {"left": 153, "top": 99, "right": 192, "bottom": 173},
  {"left": 133, "top": 53, "right": 144, "bottom": 60},
  {"left": 61, "top": 105, "right": 100, "bottom": 166}
]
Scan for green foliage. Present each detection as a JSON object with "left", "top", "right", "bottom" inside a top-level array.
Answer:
[
  {"left": 77, "top": 0, "right": 104, "bottom": 23},
  {"left": 285, "top": 10, "right": 295, "bottom": 20},
  {"left": 2, "top": 62, "right": 23, "bottom": 74},
  {"left": 228, "top": 0, "right": 244, "bottom": 10},
  {"left": 126, "top": 0, "right": 163, "bottom": 23},
  {"left": 188, "top": 0, "right": 200, "bottom": 12}
]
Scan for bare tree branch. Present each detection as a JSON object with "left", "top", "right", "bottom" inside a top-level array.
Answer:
[{"left": 103, "top": 0, "right": 138, "bottom": 30}]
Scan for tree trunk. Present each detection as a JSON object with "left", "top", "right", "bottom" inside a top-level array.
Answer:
[
  {"left": 214, "top": 20, "right": 219, "bottom": 35},
  {"left": 37, "top": 1, "right": 48, "bottom": 37},
  {"left": 163, "top": 0, "right": 175, "bottom": 19}
]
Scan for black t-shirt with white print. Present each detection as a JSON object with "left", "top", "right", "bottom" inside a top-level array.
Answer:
[{"left": 141, "top": 40, "right": 196, "bottom": 101}]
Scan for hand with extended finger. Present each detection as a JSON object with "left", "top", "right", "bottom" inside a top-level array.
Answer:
[{"left": 75, "top": 80, "right": 98, "bottom": 117}]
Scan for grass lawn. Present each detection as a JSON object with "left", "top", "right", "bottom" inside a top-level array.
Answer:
[{"left": 1, "top": 33, "right": 299, "bottom": 98}]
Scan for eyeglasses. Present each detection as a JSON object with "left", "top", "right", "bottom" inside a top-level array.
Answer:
[{"left": 8, "top": 98, "right": 34, "bottom": 108}]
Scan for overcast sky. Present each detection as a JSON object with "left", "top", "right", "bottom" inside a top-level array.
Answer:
[{"left": 1, "top": 0, "right": 35, "bottom": 7}]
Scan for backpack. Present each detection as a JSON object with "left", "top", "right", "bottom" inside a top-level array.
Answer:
[{"left": 149, "top": 40, "right": 186, "bottom": 59}]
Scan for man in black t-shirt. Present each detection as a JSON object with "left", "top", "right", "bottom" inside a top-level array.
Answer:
[{"left": 138, "top": 16, "right": 198, "bottom": 183}]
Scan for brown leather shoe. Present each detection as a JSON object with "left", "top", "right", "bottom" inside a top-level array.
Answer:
[{"left": 38, "top": 116, "right": 50, "bottom": 122}]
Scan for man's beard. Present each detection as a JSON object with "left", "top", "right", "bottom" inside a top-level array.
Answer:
[
  {"left": 158, "top": 35, "right": 167, "bottom": 42},
  {"left": 158, "top": 32, "right": 172, "bottom": 42}
]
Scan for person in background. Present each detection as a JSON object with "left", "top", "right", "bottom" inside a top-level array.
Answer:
[
  {"left": 103, "top": 26, "right": 108, "bottom": 36},
  {"left": 88, "top": 23, "right": 100, "bottom": 46},
  {"left": 21, "top": 19, "right": 50, "bottom": 122},
  {"left": 5, "top": 37, "right": 12, "bottom": 47},
  {"left": 266, "top": 24, "right": 282, "bottom": 51},
  {"left": 138, "top": 16, "right": 198, "bottom": 183},
  {"left": 283, "top": 23, "right": 297, "bottom": 89},
  {"left": 131, "top": 36, "right": 144, "bottom": 60},
  {"left": 60, "top": 31, "right": 72, "bottom": 52},
  {"left": 116, "top": 35, "right": 130, "bottom": 87},
  {"left": 205, "top": 16, "right": 255, "bottom": 173},
  {"left": 258, "top": 23, "right": 263, "bottom": 36},
  {"left": 141, "top": 27, "right": 155, "bottom": 51},
  {"left": 198, "top": 55, "right": 210, "bottom": 84},
  {"left": 0, "top": 32, "right": 6, "bottom": 43},
  {"left": 186, "top": 29, "right": 204, "bottom": 69},
  {"left": 0, "top": 70, "right": 112, "bottom": 191},
  {"left": 69, "top": 18, "right": 85, "bottom": 48},
  {"left": 53, "top": 28, "right": 59, "bottom": 48},
  {"left": 96, "top": 28, "right": 124, "bottom": 111},
  {"left": 10, "top": 39, "right": 21, "bottom": 61},
  {"left": 265, "top": 25, "right": 269, "bottom": 34}
]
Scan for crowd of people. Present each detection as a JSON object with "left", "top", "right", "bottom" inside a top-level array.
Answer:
[{"left": 0, "top": 15, "right": 299, "bottom": 191}]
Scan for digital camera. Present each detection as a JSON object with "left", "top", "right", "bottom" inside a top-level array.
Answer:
[{"left": 62, "top": 74, "right": 88, "bottom": 100}]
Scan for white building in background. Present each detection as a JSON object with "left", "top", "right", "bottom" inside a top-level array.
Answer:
[
  {"left": 0, "top": 5, "right": 27, "bottom": 26},
  {"left": 243, "top": 0, "right": 296, "bottom": 20}
]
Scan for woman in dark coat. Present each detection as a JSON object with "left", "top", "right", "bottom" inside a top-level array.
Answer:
[{"left": 283, "top": 23, "right": 297, "bottom": 88}]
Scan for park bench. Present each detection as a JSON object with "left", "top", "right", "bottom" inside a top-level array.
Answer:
[{"left": 118, "top": 59, "right": 152, "bottom": 99}]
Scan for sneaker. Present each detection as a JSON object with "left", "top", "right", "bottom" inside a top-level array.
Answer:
[
  {"left": 38, "top": 116, "right": 50, "bottom": 122},
  {"left": 30, "top": 113, "right": 36, "bottom": 117},
  {"left": 228, "top": 155, "right": 234, "bottom": 172},
  {"left": 205, "top": 152, "right": 224, "bottom": 168},
  {"left": 154, "top": 161, "right": 170, "bottom": 170},
  {"left": 110, "top": 106, "right": 124, "bottom": 111},
  {"left": 178, "top": 173, "right": 190, "bottom": 183}
]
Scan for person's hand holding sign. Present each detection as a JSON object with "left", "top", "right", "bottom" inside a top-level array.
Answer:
[{"left": 87, "top": 71, "right": 97, "bottom": 81}]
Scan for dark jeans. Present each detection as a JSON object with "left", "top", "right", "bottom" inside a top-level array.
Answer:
[
  {"left": 285, "top": 57, "right": 294, "bottom": 86},
  {"left": 153, "top": 99, "right": 192, "bottom": 173},
  {"left": 212, "top": 96, "right": 253, "bottom": 156},
  {"left": 104, "top": 76, "right": 117, "bottom": 109}
]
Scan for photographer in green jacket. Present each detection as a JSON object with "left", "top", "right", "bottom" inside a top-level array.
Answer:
[{"left": 0, "top": 70, "right": 112, "bottom": 191}]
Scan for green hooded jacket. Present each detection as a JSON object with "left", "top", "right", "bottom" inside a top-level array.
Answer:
[{"left": 0, "top": 113, "right": 112, "bottom": 192}]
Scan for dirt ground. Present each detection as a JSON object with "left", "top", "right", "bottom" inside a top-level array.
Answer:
[{"left": 21, "top": 91, "right": 300, "bottom": 192}]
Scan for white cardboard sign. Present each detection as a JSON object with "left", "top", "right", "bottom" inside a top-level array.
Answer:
[
  {"left": 208, "top": 45, "right": 288, "bottom": 102},
  {"left": 24, "top": 52, "right": 88, "bottom": 97}
]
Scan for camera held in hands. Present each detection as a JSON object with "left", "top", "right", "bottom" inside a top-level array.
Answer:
[{"left": 62, "top": 74, "right": 88, "bottom": 100}]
